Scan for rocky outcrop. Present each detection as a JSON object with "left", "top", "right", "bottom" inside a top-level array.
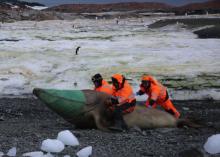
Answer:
[
  {"left": 173, "top": 0, "right": 220, "bottom": 15},
  {"left": 148, "top": 18, "right": 220, "bottom": 39},
  {"left": 194, "top": 26, "right": 220, "bottom": 39},
  {"left": 1, "top": 1, "right": 220, "bottom": 22}
]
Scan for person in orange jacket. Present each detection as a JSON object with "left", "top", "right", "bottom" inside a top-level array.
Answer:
[
  {"left": 136, "top": 75, "right": 180, "bottom": 119},
  {"left": 91, "top": 73, "right": 113, "bottom": 95},
  {"left": 109, "top": 74, "right": 136, "bottom": 131}
]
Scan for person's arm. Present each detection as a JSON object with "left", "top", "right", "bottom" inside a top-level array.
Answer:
[
  {"left": 150, "top": 86, "right": 160, "bottom": 106},
  {"left": 146, "top": 86, "right": 159, "bottom": 108}
]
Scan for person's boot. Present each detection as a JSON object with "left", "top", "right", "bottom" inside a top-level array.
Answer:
[
  {"left": 109, "top": 120, "right": 124, "bottom": 132},
  {"left": 109, "top": 110, "right": 128, "bottom": 132}
]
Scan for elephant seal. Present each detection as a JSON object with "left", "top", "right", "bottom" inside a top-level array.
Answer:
[
  {"left": 81, "top": 90, "right": 200, "bottom": 131},
  {"left": 33, "top": 89, "right": 199, "bottom": 131}
]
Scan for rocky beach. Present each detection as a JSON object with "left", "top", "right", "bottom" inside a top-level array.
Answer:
[{"left": 0, "top": 98, "right": 220, "bottom": 156}]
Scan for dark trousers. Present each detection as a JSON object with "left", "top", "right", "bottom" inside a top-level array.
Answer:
[
  {"left": 113, "top": 100, "right": 136, "bottom": 129},
  {"left": 114, "top": 99, "right": 136, "bottom": 114},
  {"left": 165, "top": 109, "right": 175, "bottom": 116}
]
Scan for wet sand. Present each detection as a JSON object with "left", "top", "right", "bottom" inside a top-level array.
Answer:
[{"left": 0, "top": 97, "right": 220, "bottom": 157}]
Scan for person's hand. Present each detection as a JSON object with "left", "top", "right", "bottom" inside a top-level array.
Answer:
[
  {"left": 136, "top": 91, "right": 141, "bottom": 96},
  {"left": 111, "top": 97, "right": 119, "bottom": 104},
  {"left": 136, "top": 91, "right": 144, "bottom": 96}
]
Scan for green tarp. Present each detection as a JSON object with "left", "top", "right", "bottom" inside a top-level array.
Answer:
[{"left": 33, "top": 88, "right": 86, "bottom": 119}]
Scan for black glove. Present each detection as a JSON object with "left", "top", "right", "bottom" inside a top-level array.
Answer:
[
  {"left": 149, "top": 99, "right": 156, "bottom": 107},
  {"left": 111, "top": 97, "right": 119, "bottom": 105},
  {"left": 136, "top": 90, "right": 144, "bottom": 96}
]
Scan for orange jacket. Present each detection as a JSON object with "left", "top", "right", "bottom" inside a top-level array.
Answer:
[
  {"left": 112, "top": 74, "right": 136, "bottom": 104},
  {"left": 140, "top": 75, "right": 167, "bottom": 107},
  {"left": 113, "top": 80, "right": 135, "bottom": 104},
  {"left": 140, "top": 75, "right": 180, "bottom": 118},
  {"left": 113, "top": 81, "right": 136, "bottom": 113},
  {"left": 94, "top": 80, "right": 113, "bottom": 95}
]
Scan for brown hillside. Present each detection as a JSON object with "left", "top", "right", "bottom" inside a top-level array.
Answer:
[
  {"left": 176, "top": 0, "right": 220, "bottom": 11},
  {"left": 47, "top": 2, "right": 172, "bottom": 13}
]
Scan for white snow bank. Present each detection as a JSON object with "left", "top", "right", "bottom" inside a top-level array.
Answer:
[
  {"left": 57, "top": 130, "right": 79, "bottom": 146},
  {"left": 76, "top": 146, "right": 92, "bottom": 157},
  {"left": 27, "top": 6, "right": 48, "bottom": 10},
  {"left": 204, "top": 134, "right": 220, "bottom": 154},
  {"left": 41, "top": 139, "right": 64, "bottom": 153}
]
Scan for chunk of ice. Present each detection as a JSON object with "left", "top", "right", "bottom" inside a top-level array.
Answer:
[
  {"left": 204, "top": 134, "right": 220, "bottom": 154},
  {"left": 76, "top": 146, "right": 92, "bottom": 157},
  {"left": 63, "top": 155, "right": 71, "bottom": 157},
  {"left": 43, "top": 153, "right": 54, "bottom": 157},
  {"left": 7, "top": 147, "right": 16, "bottom": 156},
  {"left": 41, "top": 139, "right": 64, "bottom": 153},
  {"left": 0, "top": 151, "right": 4, "bottom": 157},
  {"left": 22, "top": 151, "right": 44, "bottom": 157},
  {"left": 57, "top": 130, "right": 79, "bottom": 146}
]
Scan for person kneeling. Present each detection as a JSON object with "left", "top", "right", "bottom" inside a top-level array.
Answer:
[{"left": 109, "top": 74, "right": 136, "bottom": 132}]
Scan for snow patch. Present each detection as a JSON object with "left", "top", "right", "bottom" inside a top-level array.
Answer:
[
  {"left": 0, "top": 18, "right": 219, "bottom": 99},
  {"left": 26, "top": 5, "right": 48, "bottom": 10}
]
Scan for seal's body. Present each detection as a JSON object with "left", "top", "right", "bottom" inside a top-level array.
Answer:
[
  {"left": 79, "top": 90, "right": 178, "bottom": 131},
  {"left": 33, "top": 89, "right": 194, "bottom": 131}
]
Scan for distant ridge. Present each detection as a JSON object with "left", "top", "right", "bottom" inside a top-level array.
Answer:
[
  {"left": 173, "top": 0, "right": 220, "bottom": 15},
  {"left": 46, "top": 2, "right": 173, "bottom": 13},
  {"left": 1, "top": 0, "right": 220, "bottom": 22},
  {"left": 177, "top": 0, "right": 220, "bottom": 10},
  {"left": 1, "top": 0, "right": 220, "bottom": 14}
]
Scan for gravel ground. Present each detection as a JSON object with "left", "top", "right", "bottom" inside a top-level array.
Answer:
[{"left": 0, "top": 97, "right": 220, "bottom": 157}]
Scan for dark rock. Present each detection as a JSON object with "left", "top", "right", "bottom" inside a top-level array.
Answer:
[
  {"left": 194, "top": 26, "right": 220, "bottom": 39},
  {"left": 178, "top": 148, "right": 203, "bottom": 157}
]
